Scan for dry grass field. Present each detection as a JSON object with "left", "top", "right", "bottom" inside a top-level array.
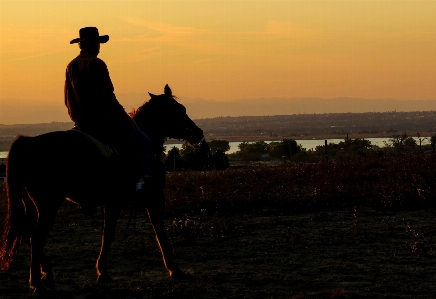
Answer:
[{"left": 2, "top": 155, "right": 436, "bottom": 298}]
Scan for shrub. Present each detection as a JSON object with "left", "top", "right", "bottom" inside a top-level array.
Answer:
[{"left": 164, "top": 154, "right": 436, "bottom": 216}]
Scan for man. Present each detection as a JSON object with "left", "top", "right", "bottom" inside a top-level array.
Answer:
[{"left": 65, "top": 27, "right": 152, "bottom": 196}]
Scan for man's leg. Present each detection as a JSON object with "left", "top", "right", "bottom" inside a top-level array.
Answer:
[{"left": 112, "top": 124, "right": 154, "bottom": 190}]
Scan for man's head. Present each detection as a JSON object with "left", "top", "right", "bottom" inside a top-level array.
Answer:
[
  {"left": 79, "top": 41, "right": 101, "bottom": 56},
  {"left": 70, "top": 27, "right": 109, "bottom": 56}
]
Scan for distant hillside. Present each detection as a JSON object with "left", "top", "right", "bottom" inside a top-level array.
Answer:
[
  {"left": 115, "top": 94, "right": 436, "bottom": 120},
  {"left": 194, "top": 111, "right": 436, "bottom": 139},
  {"left": 0, "top": 122, "right": 74, "bottom": 151},
  {"left": 1, "top": 111, "right": 435, "bottom": 143},
  {"left": 3, "top": 96, "right": 436, "bottom": 124},
  {"left": 180, "top": 98, "right": 436, "bottom": 120},
  {"left": 0, "top": 122, "right": 74, "bottom": 137}
]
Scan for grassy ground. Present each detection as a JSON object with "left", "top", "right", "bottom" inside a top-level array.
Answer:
[
  {"left": 2, "top": 155, "right": 436, "bottom": 298},
  {"left": 2, "top": 205, "right": 436, "bottom": 298}
]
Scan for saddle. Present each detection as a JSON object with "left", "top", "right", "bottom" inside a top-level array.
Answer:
[
  {"left": 70, "top": 127, "right": 116, "bottom": 158},
  {"left": 68, "top": 128, "right": 121, "bottom": 216}
]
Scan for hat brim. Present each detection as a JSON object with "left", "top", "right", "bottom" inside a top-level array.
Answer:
[{"left": 70, "top": 35, "right": 109, "bottom": 44}]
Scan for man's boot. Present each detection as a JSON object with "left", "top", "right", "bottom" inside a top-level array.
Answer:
[{"left": 135, "top": 177, "right": 152, "bottom": 208}]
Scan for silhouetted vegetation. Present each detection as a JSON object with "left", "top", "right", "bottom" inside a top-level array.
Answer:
[
  {"left": 233, "top": 139, "right": 303, "bottom": 161},
  {"left": 165, "top": 146, "right": 183, "bottom": 171},
  {"left": 180, "top": 140, "right": 212, "bottom": 171},
  {"left": 159, "top": 133, "right": 436, "bottom": 217},
  {"left": 165, "top": 139, "right": 230, "bottom": 171},
  {"left": 163, "top": 153, "right": 436, "bottom": 217},
  {"left": 208, "top": 139, "right": 230, "bottom": 155},
  {"left": 214, "top": 149, "right": 229, "bottom": 170},
  {"left": 226, "top": 133, "right": 430, "bottom": 163},
  {"left": 431, "top": 134, "right": 436, "bottom": 152},
  {"left": 268, "top": 139, "right": 302, "bottom": 159},
  {"left": 2, "top": 152, "right": 433, "bottom": 224},
  {"left": 163, "top": 133, "right": 434, "bottom": 175},
  {"left": 314, "top": 138, "right": 374, "bottom": 159}
]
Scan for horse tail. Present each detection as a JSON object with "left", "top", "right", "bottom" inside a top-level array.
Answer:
[{"left": 0, "top": 136, "right": 29, "bottom": 270}]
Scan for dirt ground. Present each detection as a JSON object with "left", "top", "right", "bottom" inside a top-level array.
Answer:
[{"left": 2, "top": 203, "right": 436, "bottom": 299}]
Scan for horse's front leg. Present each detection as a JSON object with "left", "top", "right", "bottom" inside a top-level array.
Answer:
[
  {"left": 96, "top": 205, "right": 120, "bottom": 283},
  {"left": 147, "top": 197, "right": 186, "bottom": 279},
  {"left": 39, "top": 253, "right": 55, "bottom": 289}
]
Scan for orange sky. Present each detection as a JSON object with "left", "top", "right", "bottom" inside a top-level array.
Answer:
[{"left": 1, "top": 1, "right": 436, "bottom": 124}]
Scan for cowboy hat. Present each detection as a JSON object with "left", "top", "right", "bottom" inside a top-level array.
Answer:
[{"left": 70, "top": 27, "right": 109, "bottom": 44}]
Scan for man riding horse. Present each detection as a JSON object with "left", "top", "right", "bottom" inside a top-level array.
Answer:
[
  {"left": 65, "top": 27, "right": 152, "bottom": 210},
  {"left": 0, "top": 27, "right": 204, "bottom": 296}
]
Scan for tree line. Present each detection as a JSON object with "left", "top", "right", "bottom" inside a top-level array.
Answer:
[
  {"left": 164, "top": 138, "right": 308, "bottom": 170},
  {"left": 165, "top": 133, "right": 436, "bottom": 171},
  {"left": 165, "top": 139, "right": 230, "bottom": 171}
]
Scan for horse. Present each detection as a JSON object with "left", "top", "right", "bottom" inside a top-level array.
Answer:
[{"left": 0, "top": 85, "right": 204, "bottom": 296}]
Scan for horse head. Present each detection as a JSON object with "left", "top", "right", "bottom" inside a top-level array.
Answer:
[{"left": 133, "top": 85, "right": 204, "bottom": 146}]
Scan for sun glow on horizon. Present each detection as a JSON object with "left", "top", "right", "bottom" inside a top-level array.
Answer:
[{"left": 1, "top": 1, "right": 436, "bottom": 124}]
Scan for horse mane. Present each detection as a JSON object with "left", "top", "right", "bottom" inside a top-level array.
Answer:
[
  {"left": 128, "top": 107, "right": 140, "bottom": 118},
  {"left": 129, "top": 94, "right": 179, "bottom": 119}
]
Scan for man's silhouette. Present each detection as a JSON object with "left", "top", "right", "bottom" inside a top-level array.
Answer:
[{"left": 65, "top": 27, "right": 152, "bottom": 199}]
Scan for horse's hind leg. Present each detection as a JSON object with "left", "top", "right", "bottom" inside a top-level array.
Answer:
[
  {"left": 146, "top": 197, "right": 186, "bottom": 279},
  {"left": 96, "top": 205, "right": 120, "bottom": 283},
  {"left": 28, "top": 200, "right": 60, "bottom": 295},
  {"left": 22, "top": 195, "right": 56, "bottom": 289},
  {"left": 23, "top": 237, "right": 55, "bottom": 289}
]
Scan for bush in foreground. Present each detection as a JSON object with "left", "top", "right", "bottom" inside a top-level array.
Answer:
[
  {"left": 1, "top": 154, "right": 435, "bottom": 227},
  {"left": 164, "top": 154, "right": 436, "bottom": 216}
]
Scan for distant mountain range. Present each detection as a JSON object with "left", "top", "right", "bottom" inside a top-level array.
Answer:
[
  {"left": 118, "top": 94, "right": 436, "bottom": 119},
  {"left": 184, "top": 98, "right": 436, "bottom": 119},
  {"left": 1, "top": 110, "right": 435, "bottom": 138},
  {"left": 1, "top": 95, "right": 436, "bottom": 124}
]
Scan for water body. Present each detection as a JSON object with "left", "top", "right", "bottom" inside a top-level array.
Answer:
[{"left": 0, "top": 137, "right": 430, "bottom": 158}]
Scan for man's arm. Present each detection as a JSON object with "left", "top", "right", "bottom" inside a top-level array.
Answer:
[{"left": 91, "top": 58, "right": 138, "bottom": 130}]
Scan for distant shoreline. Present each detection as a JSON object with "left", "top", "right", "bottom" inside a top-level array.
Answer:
[
  {"left": 164, "top": 131, "right": 430, "bottom": 144},
  {"left": 0, "top": 132, "right": 429, "bottom": 151},
  {"left": 1, "top": 134, "right": 430, "bottom": 155}
]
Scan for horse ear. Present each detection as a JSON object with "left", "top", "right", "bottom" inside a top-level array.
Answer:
[
  {"left": 148, "top": 92, "right": 157, "bottom": 98},
  {"left": 164, "top": 84, "right": 172, "bottom": 96}
]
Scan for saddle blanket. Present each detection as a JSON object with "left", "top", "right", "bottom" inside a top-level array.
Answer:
[{"left": 70, "top": 128, "right": 115, "bottom": 158}]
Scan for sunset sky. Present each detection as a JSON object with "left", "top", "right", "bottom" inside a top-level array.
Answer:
[{"left": 1, "top": 1, "right": 436, "bottom": 124}]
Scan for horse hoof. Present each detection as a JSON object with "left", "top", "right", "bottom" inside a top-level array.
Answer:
[
  {"left": 97, "top": 272, "right": 113, "bottom": 283},
  {"left": 169, "top": 268, "right": 191, "bottom": 280},
  {"left": 31, "top": 284, "right": 48, "bottom": 297},
  {"left": 41, "top": 274, "right": 56, "bottom": 289}
]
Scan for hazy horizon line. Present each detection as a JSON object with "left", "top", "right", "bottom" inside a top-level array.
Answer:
[{"left": 1, "top": 106, "right": 436, "bottom": 126}]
